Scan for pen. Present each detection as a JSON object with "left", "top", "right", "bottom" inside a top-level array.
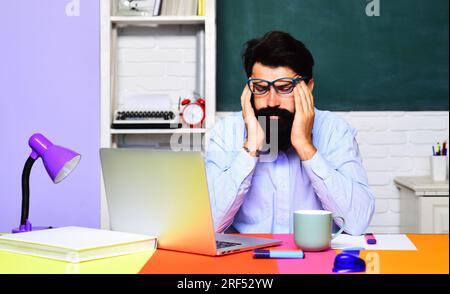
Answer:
[
  {"left": 365, "top": 233, "right": 377, "bottom": 245},
  {"left": 437, "top": 142, "right": 441, "bottom": 156},
  {"left": 253, "top": 249, "right": 305, "bottom": 259},
  {"left": 433, "top": 146, "right": 436, "bottom": 156}
]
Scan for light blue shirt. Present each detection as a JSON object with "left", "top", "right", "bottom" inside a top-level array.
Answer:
[{"left": 205, "top": 109, "right": 375, "bottom": 235}]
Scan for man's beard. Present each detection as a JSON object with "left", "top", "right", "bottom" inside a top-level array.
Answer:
[{"left": 255, "top": 107, "right": 295, "bottom": 152}]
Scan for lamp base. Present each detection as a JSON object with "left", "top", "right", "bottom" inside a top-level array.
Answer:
[{"left": 12, "top": 220, "right": 53, "bottom": 234}]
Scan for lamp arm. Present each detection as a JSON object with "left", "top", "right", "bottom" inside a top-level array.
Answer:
[{"left": 21, "top": 156, "right": 36, "bottom": 226}]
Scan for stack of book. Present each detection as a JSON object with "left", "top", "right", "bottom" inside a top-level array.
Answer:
[{"left": 0, "top": 226, "right": 157, "bottom": 263}]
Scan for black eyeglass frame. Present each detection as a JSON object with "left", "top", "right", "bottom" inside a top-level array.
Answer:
[{"left": 247, "top": 76, "right": 310, "bottom": 95}]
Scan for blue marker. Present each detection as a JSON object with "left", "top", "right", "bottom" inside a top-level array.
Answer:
[{"left": 253, "top": 249, "right": 305, "bottom": 259}]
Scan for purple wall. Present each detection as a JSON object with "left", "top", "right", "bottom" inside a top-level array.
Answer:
[{"left": 0, "top": 1, "right": 100, "bottom": 232}]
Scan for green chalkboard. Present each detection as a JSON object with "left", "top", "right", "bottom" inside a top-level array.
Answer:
[{"left": 217, "top": 0, "right": 449, "bottom": 111}]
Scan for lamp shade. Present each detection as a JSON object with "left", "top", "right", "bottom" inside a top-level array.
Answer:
[{"left": 28, "top": 133, "right": 81, "bottom": 183}]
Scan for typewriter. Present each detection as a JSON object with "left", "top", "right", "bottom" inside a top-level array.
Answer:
[{"left": 111, "top": 94, "right": 182, "bottom": 129}]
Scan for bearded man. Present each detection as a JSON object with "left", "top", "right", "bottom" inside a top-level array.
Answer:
[{"left": 205, "top": 31, "right": 375, "bottom": 235}]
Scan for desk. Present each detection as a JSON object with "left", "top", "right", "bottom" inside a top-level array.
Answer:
[
  {"left": 395, "top": 176, "right": 449, "bottom": 234},
  {"left": 0, "top": 234, "right": 448, "bottom": 274},
  {"left": 139, "top": 234, "right": 449, "bottom": 274}
]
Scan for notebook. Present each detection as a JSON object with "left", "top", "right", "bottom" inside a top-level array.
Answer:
[{"left": 0, "top": 226, "right": 157, "bottom": 263}]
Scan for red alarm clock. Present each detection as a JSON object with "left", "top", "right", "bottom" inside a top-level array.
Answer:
[{"left": 180, "top": 98, "right": 205, "bottom": 128}]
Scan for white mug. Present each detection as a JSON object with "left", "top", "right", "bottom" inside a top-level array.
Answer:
[{"left": 293, "top": 210, "right": 345, "bottom": 252}]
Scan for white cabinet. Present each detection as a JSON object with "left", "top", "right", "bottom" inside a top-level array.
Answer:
[
  {"left": 420, "top": 197, "right": 449, "bottom": 233},
  {"left": 395, "top": 177, "right": 449, "bottom": 234}
]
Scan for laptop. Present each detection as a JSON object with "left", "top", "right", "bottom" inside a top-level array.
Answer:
[{"left": 100, "top": 148, "right": 281, "bottom": 256}]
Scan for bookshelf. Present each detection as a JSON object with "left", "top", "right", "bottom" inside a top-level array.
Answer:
[{"left": 100, "top": 0, "right": 216, "bottom": 228}]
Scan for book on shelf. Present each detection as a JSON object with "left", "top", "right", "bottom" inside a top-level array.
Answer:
[
  {"left": 160, "top": 0, "right": 200, "bottom": 16},
  {"left": 0, "top": 226, "right": 157, "bottom": 263},
  {"left": 153, "top": 0, "right": 162, "bottom": 16},
  {"left": 198, "top": 0, "right": 205, "bottom": 16}
]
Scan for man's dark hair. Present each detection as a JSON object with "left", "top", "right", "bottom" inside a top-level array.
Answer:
[{"left": 242, "top": 31, "right": 314, "bottom": 81}]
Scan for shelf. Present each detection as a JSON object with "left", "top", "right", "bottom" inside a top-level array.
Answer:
[
  {"left": 111, "top": 16, "right": 206, "bottom": 26},
  {"left": 111, "top": 128, "right": 207, "bottom": 135}
]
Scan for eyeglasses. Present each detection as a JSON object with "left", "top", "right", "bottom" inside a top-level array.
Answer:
[{"left": 247, "top": 77, "right": 310, "bottom": 95}]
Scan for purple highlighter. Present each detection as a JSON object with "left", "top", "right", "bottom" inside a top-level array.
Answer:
[{"left": 365, "top": 233, "right": 377, "bottom": 245}]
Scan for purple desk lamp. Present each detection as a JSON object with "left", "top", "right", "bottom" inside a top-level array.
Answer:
[{"left": 12, "top": 133, "right": 81, "bottom": 233}]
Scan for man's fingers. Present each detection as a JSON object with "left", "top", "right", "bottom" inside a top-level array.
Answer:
[
  {"left": 244, "top": 90, "right": 255, "bottom": 117},
  {"left": 241, "top": 85, "right": 254, "bottom": 118},
  {"left": 298, "top": 81, "right": 312, "bottom": 112},
  {"left": 296, "top": 84, "right": 309, "bottom": 114},
  {"left": 293, "top": 86, "right": 303, "bottom": 113},
  {"left": 240, "top": 85, "right": 248, "bottom": 110},
  {"left": 299, "top": 81, "right": 313, "bottom": 113}
]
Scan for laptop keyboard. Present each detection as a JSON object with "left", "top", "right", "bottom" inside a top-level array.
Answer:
[{"left": 216, "top": 241, "right": 242, "bottom": 249}]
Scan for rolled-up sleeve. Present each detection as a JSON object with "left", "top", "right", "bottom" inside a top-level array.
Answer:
[{"left": 205, "top": 117, "right": 258, "bottom": 233}]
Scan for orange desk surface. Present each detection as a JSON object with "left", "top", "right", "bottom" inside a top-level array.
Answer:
[{"left": 139, "top": 234, "right": 449, "bottom": 274}]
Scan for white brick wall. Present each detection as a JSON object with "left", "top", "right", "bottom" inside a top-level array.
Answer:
[
  {"left": 336, "top": 111, "right": 449, "bottom": 233},
  {"left": 116, "top": 25, "right": 201, "bottom": 106},
  {"left": 215, "top": 111, "right": 449, "bottom": 233}
]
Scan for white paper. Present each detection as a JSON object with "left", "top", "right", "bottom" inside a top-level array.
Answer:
[{"left": 331, "top": 234, "right": 417, "bottom": 251}]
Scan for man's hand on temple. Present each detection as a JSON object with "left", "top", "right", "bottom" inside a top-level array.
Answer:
[{"left": 291, "top": 81, "right": 317, "bottom": 161}]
